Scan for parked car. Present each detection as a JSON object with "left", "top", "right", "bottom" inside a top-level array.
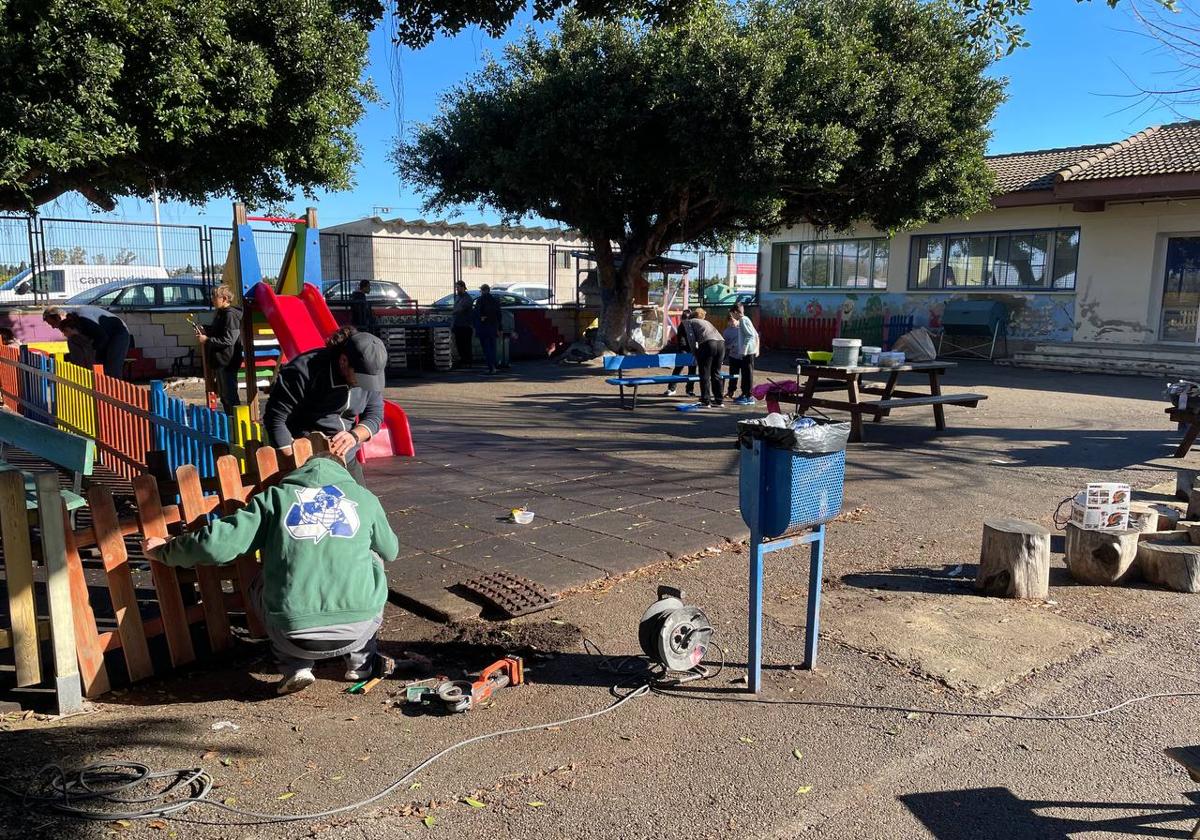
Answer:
[
  {"left": 324, "top": 280, "right": 412, "bottom": 306},
  {"left": 496, "top": 282, "right": 552, "bottom": 305},
  {"left": 65, "top": 277, "right": 209, "bottom": 310},
  {"left": 430, "top": 289, "right": 542, "bottom": 308},
  {"left": 0, "top": 264, "right": 169, "bottom": 305}
]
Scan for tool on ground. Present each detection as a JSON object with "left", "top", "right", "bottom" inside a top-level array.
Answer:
[
  {"left": 345, "top": 655, "right": 396, "bottom": 695},
  {"left": 638, "top": 587, "right": 714, "bottom": 683},
  {"left": 420, "top": 656, "right": 525, "bottom": 713}
]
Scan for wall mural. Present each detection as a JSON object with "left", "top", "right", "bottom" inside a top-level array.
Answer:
[{"left": 760, "top": 291, "right": 1075, "bottom": 342}]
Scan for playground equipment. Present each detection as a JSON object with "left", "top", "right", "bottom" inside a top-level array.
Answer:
[{"left": 222, "top": 203, "right": 414, "bottom": 459}]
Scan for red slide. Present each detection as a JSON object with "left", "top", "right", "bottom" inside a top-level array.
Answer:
[{"left": 253, "top": 281, "right": 415, "bottom": 459}]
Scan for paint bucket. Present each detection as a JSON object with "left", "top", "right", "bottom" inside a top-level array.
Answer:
[
  {"left": 861, "top": 345, "right": 882, "bottom": 365},
  {"left": 830, "top": 338, "right": 862, "bottom": 368}
]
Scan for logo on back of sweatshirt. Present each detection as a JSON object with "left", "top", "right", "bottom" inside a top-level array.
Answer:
[{"left": 284, "top": 485, "right": 360, "bottom": 544}]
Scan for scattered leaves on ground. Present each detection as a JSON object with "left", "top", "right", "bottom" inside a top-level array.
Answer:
[
  {"left": 277, "top": 792, "right": 295, "bottom": 801},
  {"left": 410, "top": 782, "right": 422, "bottom": 790},
  {"left": 462, "top": 796, "right": 487, "bottom": 808},
  {"left": 796, "top": 786, "right": 812, "bottom": 795},
  {"left": 220, "top": 757, "right": 233, "bottom": 767},
  {"left": 738, "top": 736, "right": 754, "bottom": 744},
  {"left": 528, "top": 801, "right": 547, "bottom": 808},
  {"left": 423, "top": 815, "right": 436, "bottom": 828}
]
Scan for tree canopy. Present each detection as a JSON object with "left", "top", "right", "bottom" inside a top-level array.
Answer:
[
  {"left": 397, "top": 0, "right": 1005, "bottom": 346},
  {"left": 0, "top": 0, "right": 383, "bottom": 212}
]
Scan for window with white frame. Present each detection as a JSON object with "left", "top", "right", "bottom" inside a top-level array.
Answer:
[
  {"left": 908, "top": 228, "right": 1079, "bottom": 290},
  {"left": 771, "top": 238, "right": 889, "bottom": 290}
]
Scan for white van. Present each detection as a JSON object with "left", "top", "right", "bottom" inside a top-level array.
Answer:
[{"left": 0, "top": 264, "right": 169, "bottom": 306}]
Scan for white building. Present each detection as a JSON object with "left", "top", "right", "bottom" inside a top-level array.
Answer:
[{"left": 322, "top": 217, "right": 588, "bottom": 305}]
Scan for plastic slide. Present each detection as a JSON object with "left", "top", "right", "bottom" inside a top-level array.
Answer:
[{"left": 252, "top": 281, "right": 415, "bottom": 459}]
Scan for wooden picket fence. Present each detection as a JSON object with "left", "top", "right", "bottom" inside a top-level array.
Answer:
[
  {"left": 1, "top": 435, "right": 331, "bottom": 708},
  {"left": 0, "top": 345, "right": 261, "bottom": 481}
]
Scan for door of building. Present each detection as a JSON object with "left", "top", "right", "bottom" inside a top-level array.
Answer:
[{"left": 1160, "top": 237, "right": 1200, "bottom": 342}]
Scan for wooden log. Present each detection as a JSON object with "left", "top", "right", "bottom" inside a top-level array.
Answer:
[
  {"left": 1137, "top": 538, "right": 1200, "bottom": 593},
  {"left": 977, "top": 518, "right": 1051, "bottom": 599},
  {"left": 1177, "top": 469, "right": 1199, "bottom": 501},
  {"left": 1063, "top": 524, "right": 1139, "bottom": 585}
]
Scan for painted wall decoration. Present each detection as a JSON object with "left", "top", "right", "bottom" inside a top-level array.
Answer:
[{"left": 758, "top": 290, "right": 1074, "bottom": 343}]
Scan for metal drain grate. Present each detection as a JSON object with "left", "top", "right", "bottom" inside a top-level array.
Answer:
[{"left": 459, "top": 571, "right": 558, "bottom": 618}]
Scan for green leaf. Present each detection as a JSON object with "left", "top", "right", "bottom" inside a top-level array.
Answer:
[
  {"left": 277, "top": 792, "right": 295, "bottom": 800},
  {"left": 528, "top": 801, "right": 547, "bottom": 807},
  {"left": 220, "top": 757, "right": 233, "bottom": 766},
  {"left": 423, "top": 815, "right": 436, "bottom": 828},
  {"left": 410, "top": 782, "right": 422, "bottom": 790},
  {"left": 463, "top": 797, "right": 487, "bottom": 808},
  {"left": 792, "top": 749, "right": 803, "bottom": 760},
  {"left": 738, "top": 736, "right": 754, "bottom": 744},
  {"left": 796, "top": 785, "right": 812, "bottom": 795}
]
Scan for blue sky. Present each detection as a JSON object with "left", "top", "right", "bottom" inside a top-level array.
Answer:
[{"left": 43, "top": 1, "right": 1184, "bottom": 229}]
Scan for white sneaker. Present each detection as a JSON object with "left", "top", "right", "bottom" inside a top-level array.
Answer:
[
  {"left": 276, "top": 667, "right": 316, "bottom": 695},
  {"left": 345, "top": 653, "right": 392, "bottom": 682},
  {"left": 664, "top": 387, "right": 677, "bottom": 396},
  {"left": 345, "top": 664, "right": 373, "bottom": 682}
]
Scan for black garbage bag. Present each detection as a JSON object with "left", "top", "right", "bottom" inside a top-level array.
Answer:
[{"left": 736, "top": 416, "right": 850, "bottom": 455}]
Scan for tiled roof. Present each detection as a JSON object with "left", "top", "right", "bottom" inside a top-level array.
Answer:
[
  {"left": 986, "top": 121, "right": 1200, "bottom": 194},
  {"left": 987, "top": 145, "right": 1111, "bottom": 192}
]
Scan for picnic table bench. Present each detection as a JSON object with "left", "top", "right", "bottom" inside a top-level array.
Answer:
[
  {"left": 1166, "top": 405, "right": 1200, "bottom": 458},
  {"left": 776, "top": 360, "right": 987, "bottom": 442},
  {"left": 603, "top": 353, "right": 732, "bottom": 410}
]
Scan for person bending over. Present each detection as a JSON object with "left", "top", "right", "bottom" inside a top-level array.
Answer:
[
  {"left": 44, "top": 305, "right": 131, "bottom": 378},
  {"left": 144, "top": 452, "right": 400, "bottom": 695}
]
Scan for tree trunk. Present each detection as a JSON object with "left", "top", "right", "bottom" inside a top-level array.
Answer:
[
  {"left": 1127, "top": 502, "right": 1159, "bottom": 533},
  {"left": 1064, "top": 523, "right": 1139, "bottom": 584},
  {"left": 976, "top": 518, "right": 1051, "bottom": 599},
  {"left": 1176, "top": 468, "right": 1198, "bottom": 501},
  {"left": 594, "top": 242, "right": 649, "bottom": 353},
  {"left": 1137, "top": 538, "right": 1200, "bottom": 593}
]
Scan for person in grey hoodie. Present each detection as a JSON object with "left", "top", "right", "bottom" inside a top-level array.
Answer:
[{"left": 729, "top": 303, "right": 760, "bottom": 404}]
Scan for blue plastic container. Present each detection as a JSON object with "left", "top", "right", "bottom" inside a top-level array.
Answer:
[{"left": 739, "top": 442, "right": 846, "bottom": 539}]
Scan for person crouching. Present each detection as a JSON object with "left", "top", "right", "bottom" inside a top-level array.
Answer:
[{"left": 143, "top": 451, "right": 400, "bottom": 695}]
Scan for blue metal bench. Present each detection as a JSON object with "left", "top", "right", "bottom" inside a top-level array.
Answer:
[{"left": 603, "top": 353, "right": 732, "bottom": 410}]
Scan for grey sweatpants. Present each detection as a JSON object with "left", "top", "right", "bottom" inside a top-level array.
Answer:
[{"left": 251, "top": 572, "right": 383, "bottom": 673}]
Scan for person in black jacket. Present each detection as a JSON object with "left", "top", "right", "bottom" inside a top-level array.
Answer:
[
  {"left": 196, "top": 285, "right": 244, "bottom": 414},
  {"left": 44, "top": 305, "right": 130, "bottom": 378},
  {"left": 349, "top": 280, "right": 378, "bottom": 336},
  {"left": 664, "top": 308, "right": 697, "bottom": 397},
  {"left": 474, "top": 284, "right": 502, "bottom": 374},
  {"left": 450, "top": 280, "right": 474, "bottom": 368},
  {"left": 263, "top": 328, "right": 387, "bottom": 486}
]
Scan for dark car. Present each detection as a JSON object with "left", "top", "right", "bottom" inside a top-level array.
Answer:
[
  {"left": 324, "top": 280, "right": 412, "bottom": 306},
  {"left": 430, "top": 289, "right": 540, "bottom": 308},
  {"left": 65, "top": 277, "right": 210, "bottom": 310}
]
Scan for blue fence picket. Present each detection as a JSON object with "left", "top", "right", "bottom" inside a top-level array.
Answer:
[
  {"left": 149, "top": 381, "right": 231, "bottom": 478},
  {"left": 18, "top": 347, "right": 55, "bottom": 424}
]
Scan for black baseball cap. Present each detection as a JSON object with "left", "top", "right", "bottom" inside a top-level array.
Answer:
[{"left": 343, "top": 332, "right": 387, "bottom": 391}]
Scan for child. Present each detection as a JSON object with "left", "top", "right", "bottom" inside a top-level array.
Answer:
[
  {"left": 143, "top": 451, "right": 400, "bottom": 695},
  {"left": 722, "top": 315, "right": 741, "bottom": 401}
]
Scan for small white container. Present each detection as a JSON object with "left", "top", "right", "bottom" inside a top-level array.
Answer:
[
  {"left": 861, "top": 345, "right": 882, "bottom": 365},
  {"left": 831, "top": 338, "right": 862, "bottom": 367},
  {"left": 512, "top": 509, "right": 535, "bottom": 525}
]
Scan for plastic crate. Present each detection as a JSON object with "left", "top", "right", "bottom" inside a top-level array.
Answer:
[{"left": 739, "top": 441, "right": 845, "bottom": 538}]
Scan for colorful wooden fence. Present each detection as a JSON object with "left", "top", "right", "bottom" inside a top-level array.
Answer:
[
  {"left": 0, "top": 347, "right": 263, "bottom": 481},
  {"left": 754, "top": 313, "right": 915, "bottom": 352}
]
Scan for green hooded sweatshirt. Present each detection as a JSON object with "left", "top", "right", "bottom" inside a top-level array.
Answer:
[{"left": 158, "top": 457, "right": 400, "bottom": 633}]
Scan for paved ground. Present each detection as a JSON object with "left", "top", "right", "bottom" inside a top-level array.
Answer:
[{"left": 3, "top": 356, "right": 1200, "bottom": 839}]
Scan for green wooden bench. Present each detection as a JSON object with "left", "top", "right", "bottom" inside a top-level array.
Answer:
[{"left": 0, "top": 410, "right": 96, "bottom": 516}]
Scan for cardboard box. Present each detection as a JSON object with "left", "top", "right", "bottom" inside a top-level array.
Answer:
[{"left": 1070, "top": 482, "right": 1131, "bottom": 531}]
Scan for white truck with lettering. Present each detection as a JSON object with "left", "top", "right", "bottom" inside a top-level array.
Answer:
[{"left": 0, "top": 264, "right": 169, "bottom": 305}]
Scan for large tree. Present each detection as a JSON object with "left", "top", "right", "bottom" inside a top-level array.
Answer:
[{"left": 397, "top": 0, "right": 1005, "bottom": 348}]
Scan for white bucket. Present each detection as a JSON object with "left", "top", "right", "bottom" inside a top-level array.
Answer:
[
  {"left": 861, "top": 345, "right": 882, "bottom": 365},
  {"left": 831, "top": 338, "right": 862, "bottom": 367}
]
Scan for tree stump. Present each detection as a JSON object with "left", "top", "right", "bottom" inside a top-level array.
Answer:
[
  {"left": 977, "top": 518, "right": 1051, "bottom": 599},
  {"left": 1177, "top": 469, "right": 1199, "bottom": 501},
  {"left": 1063, "top": 523, "right": 1139, "bottom": 585},
  {"left": 1154, "top": 503, "right": 1184, "bottom": 530},
  {"left": 1137, "top": 539, "right": 1200, "bottom": 593}
]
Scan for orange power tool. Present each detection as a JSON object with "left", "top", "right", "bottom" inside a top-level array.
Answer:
[{"left": 434, "top": 656, "right": 525, "bottom": 713}]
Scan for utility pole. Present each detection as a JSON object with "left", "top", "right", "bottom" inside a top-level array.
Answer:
[{"left": 152, "top": 188, "right": 165, "bottom": 268}]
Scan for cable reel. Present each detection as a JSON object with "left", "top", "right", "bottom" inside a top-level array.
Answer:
[{"left": 638, "top": 586, "right": 714, "bottom": 681}]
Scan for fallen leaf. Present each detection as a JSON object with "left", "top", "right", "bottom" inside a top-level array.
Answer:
[
  {"left": 423, "top": 815, "right": 436, "bottom": 828},
  {"left": 905, "top": 712, "right": 921, "bottom": 721},
  {"left": 148, "top": 819, "right": 168, "bottom": 830},
  {"left": 528, "top": 801, "right": 547, "bottom": 808},
  {"left": 277, "top": 792, "right": 295, "bottom": 801},
  {"left": 223, "top": 797, "right": 237, "bottom": 806},
  {"left": 331, "top": 775, "right": 344, "bottom": 781},
  {"left": 738, "top": 736, "right": 754, "bottom": 744},
  {"left": 200, "top": 750, "right": 217, "bottom": 761},
  {"left": 792, "top": 749, "right": 803, "bottom": 760},
  {"left": 220, "top": 758, "right": 233, "bottom": 767},
  {"left": 619, "top": 735, "right": 633, "bottom": 741},
  {"left": 796, "top": 786, "right": 812, "bottom": 795},
  {"left": 463, "top": 797, "right": 487, "bottom": 808},
  {"left": 112, "top": 820, "right": 133, "bottom": 829},
  {"left": 410, "top": 782, "right": 422, "bottom": 790}
]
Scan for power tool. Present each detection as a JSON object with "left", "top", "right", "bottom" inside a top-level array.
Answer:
[{"left": 407, "top": 656, "right": 525, "bottom": 714}]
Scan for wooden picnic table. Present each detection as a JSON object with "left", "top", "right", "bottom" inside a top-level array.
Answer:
[{"left": 776, "top": 360, "right": 987, "bottom": 442}]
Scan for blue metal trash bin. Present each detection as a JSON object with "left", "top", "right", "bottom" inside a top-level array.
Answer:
[{"left": 737, "top": 422, "right": 848, "bottom": 692}]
